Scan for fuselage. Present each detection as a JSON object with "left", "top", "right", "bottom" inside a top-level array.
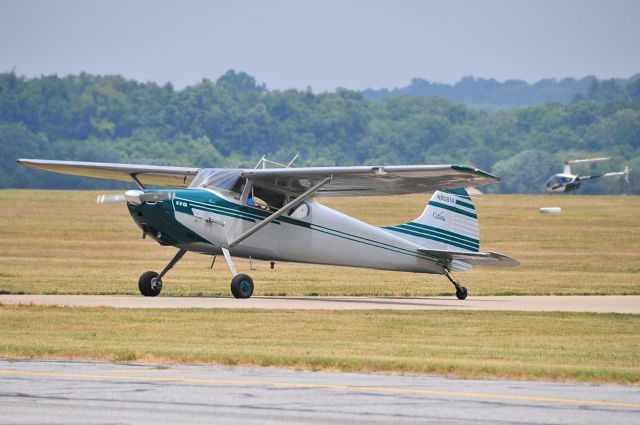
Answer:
[
  {"left": 127, "top": 189, "right": 444, "bottom": 275},
  {"left": 545, "top": 173, "right": 580, "bottom": 193}
]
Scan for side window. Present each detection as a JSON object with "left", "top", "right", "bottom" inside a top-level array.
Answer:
[
  {"left": 288, "top": 202, "right": 310, "bottom": 218},
  {"left": 250, "top": 186, "right": 286, "bottom": 210},
  {"left": 232, "top": 178, "right": 247, "bottom": 200}
]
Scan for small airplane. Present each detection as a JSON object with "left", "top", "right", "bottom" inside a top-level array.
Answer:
[
  {"left": 17, "top": 157, "right": 519, "bottom": 300},
  {"left": 545, "top": 157, "right": 630, "bottom": 193}
]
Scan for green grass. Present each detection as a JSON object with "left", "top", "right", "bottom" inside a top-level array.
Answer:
[
  {"left": 0, "top": 190, "right": 639, "bottom": 296},
  {"left": 1, "top": 305, "right": 638, "bottom": 384}
]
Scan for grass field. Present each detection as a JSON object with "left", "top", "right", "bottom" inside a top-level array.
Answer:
[
  {"left": 1, "top": 190, "right": 639, "bottom": 384},
  {"left": 0, "top": 190, "right": 638, "bottom": 296},
  {"left": 1, "top": 305, "right": 638, "bottom": 384}
]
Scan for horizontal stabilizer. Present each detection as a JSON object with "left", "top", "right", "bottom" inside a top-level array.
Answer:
[{"left": 418, "top": 248, "right": 520, "bottom": 268}]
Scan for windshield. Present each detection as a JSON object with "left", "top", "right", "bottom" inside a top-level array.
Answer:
[
  {"left": 546, "top": 175, "right": 572, "bottom": 188},
  {"left": 189, "top": 169, "right": 244, "bottom": 197}
]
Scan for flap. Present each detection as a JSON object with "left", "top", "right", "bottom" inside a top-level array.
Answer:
[{"left": 242, "top": 164, "right": 500, "bottom": 197}]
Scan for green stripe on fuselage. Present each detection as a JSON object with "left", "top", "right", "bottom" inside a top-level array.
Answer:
[
  {"left": 400, "top": 222, "right": 479, "bottom": 245},
  {"left": 385, "top": 225, "right": 479, "bottom": 252},
  {"left": 427, "top": 201, "right": 478, "bottom": 219},
  {"left": 171, "top": 189, "right": 435, "bottom": 262},
  {"left": 455, "top": 199, "right": 475, "bottom": 210}
]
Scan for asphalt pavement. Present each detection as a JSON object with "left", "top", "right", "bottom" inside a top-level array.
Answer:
[{"left": 1, "top": 360, "right": 639, "bottom": 424}]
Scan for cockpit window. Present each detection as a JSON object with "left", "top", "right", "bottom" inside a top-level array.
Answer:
[
  {"left": 546, "top": 176, "right": 572, "bottom": 188},
  {"left": 251, "top": 186, "right": 286, "bottom": 210},
  {"left": 189, "top": 169, "right": 244, "bottom": 197}
]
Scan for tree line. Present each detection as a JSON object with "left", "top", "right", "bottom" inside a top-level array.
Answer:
[
  {"left": 361, "top": 75, "right": 640, "bottom": 110},
  {"left": 0, "top": 70, "right": 638, "bottom": 194}
]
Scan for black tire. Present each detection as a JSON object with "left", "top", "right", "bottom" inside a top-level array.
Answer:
[
  {"left": 139, "top": 271, "right": 162, "bottom": 297},
  {"left": 230, "top": 274, "right": 254, "bottom": 299},
  {"left": 455, "top": 286, "right": 468, "bottom": 300}
]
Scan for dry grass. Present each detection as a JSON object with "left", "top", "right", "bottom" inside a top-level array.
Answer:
[
  {"left": 0, "top": 190, "right": 639, "bottom": 296},
  {"left": 1, "top": 305, "right": 638, "bottom": 384}
]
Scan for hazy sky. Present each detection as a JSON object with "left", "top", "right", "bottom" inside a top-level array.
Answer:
[{"left": 1, "top": 0, "right": 639, "bottom": 91}]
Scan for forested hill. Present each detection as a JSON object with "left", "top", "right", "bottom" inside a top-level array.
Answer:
[
  {"left": 1, "top": 70, "right": 639, "bottom": 194},
  {"left": 361, "top": 75, "right": 640, "bottom": 110}
]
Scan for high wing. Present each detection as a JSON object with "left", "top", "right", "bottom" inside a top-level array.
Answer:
[
  {"left": 242, "top": 164, "right": 500, "bottom": 197},
  {"left": 418, "top": 248, "right": 520, "bottom": 267},
  {"left": 17, "top": 159, "right": 501, "bottom": 195},
  {"left": 17, "top": 159, "right": 200, "bottom": 188}
]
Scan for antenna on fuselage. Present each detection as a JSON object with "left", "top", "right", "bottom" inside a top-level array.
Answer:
[{"left": 254, "top": 153, "right": 299, "bottom": 169}]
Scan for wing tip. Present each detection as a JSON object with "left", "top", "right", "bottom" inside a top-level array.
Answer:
[
  {"left": 451, "top": 164, "right": 501, "bottom": 182},
  {"left": 16, "top": 158, "right": 38, "bottom": 168}
]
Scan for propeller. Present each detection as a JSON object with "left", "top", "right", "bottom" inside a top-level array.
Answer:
[
  {"left": 96, "top": 194, "right": 127, "bottom": 204},
  {"left": 96, "top": 190, "right": 174, "bottom": 205},
  {"left": 566, "top": 157, "right": 610, "bottom": 165}
]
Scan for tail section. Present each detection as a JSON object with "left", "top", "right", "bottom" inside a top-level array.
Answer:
[
  {"left": 385, "top": 188, "right": 519, "bottom": 273},
  {"left": 624, "top": 166, "right": 631, "bottom": 183},
  {"left": 385, "top": 188, "right": 480, "bottom": 253}
]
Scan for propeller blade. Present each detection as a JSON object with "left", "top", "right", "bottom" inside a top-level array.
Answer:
[
  {"left": 97, "top": 190, "right": 173, "bottom": 205},
  {"left": 567, "top": 157, "right": 610, "bottom": 165},
  {"left": 96, "top": 194, "right": 126, "bottom": 204}
]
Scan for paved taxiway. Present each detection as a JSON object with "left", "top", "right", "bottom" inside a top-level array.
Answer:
[
  {"left": 1, "top": 360, "right": 638, "bottom": 424},
  {"left": 1, "top": 294, "right": 639, "bottom": 313}
]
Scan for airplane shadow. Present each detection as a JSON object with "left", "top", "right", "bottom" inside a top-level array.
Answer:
[{"left": 250, "top": 296, "right": 475, "bottom": 308}]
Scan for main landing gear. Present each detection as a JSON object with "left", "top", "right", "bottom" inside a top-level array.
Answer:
[
  {"left": 230, "top": 274, "right": 254, "bottom": 298},
  {"left": 138, "top": 249, "right": 187, "bottom": 297},
  {"left": 137, "top": 247, "right": 254, "bottom": 299},
  {"left": 443, "top": 268, "right": 468, "bottom": 300},
  {"left": 222, "top": 247, "right": 253, "bottom": 298}
]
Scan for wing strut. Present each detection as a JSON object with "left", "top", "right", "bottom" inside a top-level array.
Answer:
[
  {"left": 130, "top": 173, "right": 145, "bottom": 190},
  {"left": 227, "top": 176, "right": 332, "bottom": 249}
]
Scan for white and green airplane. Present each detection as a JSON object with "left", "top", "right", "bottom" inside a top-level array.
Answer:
[{"left": 18, "top": 158, "right": 518, "bottom": 300}]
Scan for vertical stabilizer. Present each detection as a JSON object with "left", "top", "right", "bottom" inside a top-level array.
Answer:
[
  {"left": 385, "top": 188, "right": 480, "bottom": 254},
  {"left": 624, "top": 166, "right": 631, "bottom": 183}
]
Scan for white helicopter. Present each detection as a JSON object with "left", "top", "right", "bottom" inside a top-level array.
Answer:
[
  {"left": 545, "top": 157, "right": 631, "bottom": 193},
  {"left": 18, "top": 157, "right": 518, "bottom": 300}
]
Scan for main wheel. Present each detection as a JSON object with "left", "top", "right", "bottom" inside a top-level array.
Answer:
[
  {"left": 139, "top": 271, "right": 162, "bottom": 297},
  {"left": 455, "top": 286, "right": 468, "bottom": 300},
  {"left": 230, "top": 274, "right": 254, "bottom": 299}
]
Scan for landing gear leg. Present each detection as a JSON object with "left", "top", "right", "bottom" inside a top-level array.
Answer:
[
  {"left": 443, "top": 268, "right": 468, "bottom": 300},
  {"left": 222, "top": 247, "right": 254, "bottom": 299},
  {"left": 138, "top": 249, "right": 187, "bottom": 297}
]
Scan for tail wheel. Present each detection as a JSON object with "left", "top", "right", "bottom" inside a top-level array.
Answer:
[
  {"left": 230, "top": 274, "right": 254, "bottom": 299},
  {"left": 139, "top": 271, "right": 162, "bottom": 297}
]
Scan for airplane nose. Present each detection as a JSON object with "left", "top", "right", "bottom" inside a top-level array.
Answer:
[
  {"left": 124, "top": 189, "right": 144, "bottom": 205},
  {"left": 126, "top": 196, "right": 178, "bottom": 245},
  {"left": 126, "top": 190, "right": 174, "bottom": 205}
]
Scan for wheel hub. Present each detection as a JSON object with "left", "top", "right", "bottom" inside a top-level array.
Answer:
[
  {"left": 150, "top": 277, "right": 162, "bottom": 291},
  {"left": 240, "top": 280, "right": 250, "bottom": 293}
]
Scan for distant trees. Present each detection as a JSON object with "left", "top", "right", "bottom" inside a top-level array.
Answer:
[
  {"left": 0, "top": 70, "right": 638, "bottom": 194},
  {"left": 486, "top": 151, "right": 555, "bottom": 194},
  {"left": 362, "top": 74, "right": 640, "bottom": 110},
  {"left": 361, "top": 75, "right": 601, "bottom": 110}
]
